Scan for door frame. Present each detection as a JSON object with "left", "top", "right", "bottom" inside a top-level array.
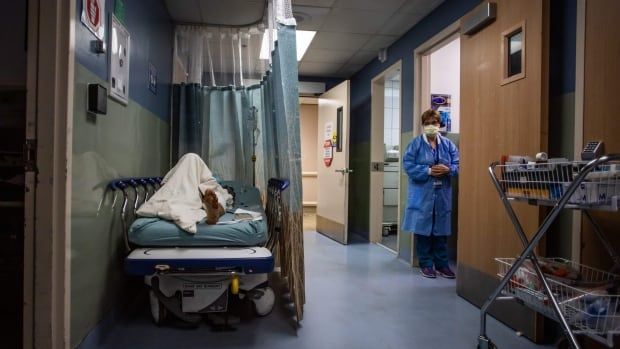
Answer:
[
  {"left": 24, "top": 0, "right": 74, "bottom": 347},
  {"left": 571, "top": 0, "right": 586, "bottom": 263},
  {"left": 369, "top": 61, "right": 402, "bottom": 248},
  {"left": 413, "top": 22, "right": 461, "bottom": 136},
  {"left": 410, "top": 21, "right": 461, "bottom": 266}
]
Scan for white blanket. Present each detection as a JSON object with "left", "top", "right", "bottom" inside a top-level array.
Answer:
[{"left": 136, "top": 153, "right": 232, "bottom": 234}]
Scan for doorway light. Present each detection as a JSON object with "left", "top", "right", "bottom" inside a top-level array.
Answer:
[{"left": 260, "top": 29, "right": 316, "bottom": 61}]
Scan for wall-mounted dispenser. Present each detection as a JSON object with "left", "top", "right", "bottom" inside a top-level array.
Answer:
[{"left": 87, "top": 84, "right": 107, "bottom": 115}]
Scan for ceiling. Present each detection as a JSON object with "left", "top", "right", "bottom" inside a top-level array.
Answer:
[
  {"left": 293, "top": 0, "right": 444, "bottom": 77},
  {"left": 165, "top": 0, "right": 266, "bottom": 26},
  {"left": 165, "top": 0, "right": 445, "bottom": 79}
]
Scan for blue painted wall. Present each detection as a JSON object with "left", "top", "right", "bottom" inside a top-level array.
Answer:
[
  {"left": 347, "top": 0, "right": 481, "bottom": 241},
  {"left": 75, "top": 0, "right": 173, "bottom": 120}
]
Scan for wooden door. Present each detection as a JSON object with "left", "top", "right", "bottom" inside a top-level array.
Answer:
[
  {"left": 581, "top": 0, "right": 620, "bottom": 272},
  {"left": 457, "top": 0, "right": 549, "bottom": 342}
]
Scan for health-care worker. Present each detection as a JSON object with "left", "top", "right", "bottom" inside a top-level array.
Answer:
[{"left": 402, "top": 109, "right": 459, "bottom": 279}]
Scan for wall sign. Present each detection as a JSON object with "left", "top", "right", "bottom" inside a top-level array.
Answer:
[
  {"left": 431, "top": 94, "right": 452, "bottom": 133},
  {"left": 323, "top": 140, "right": 333, "bottom": 167},
  {"left": 109, "top": 14, "right": 130, "bottom": 105},
  {"left": 81, "top": 0, "right": 105, "bottom": 40},
  {"left": 324, "top": 122, "right": 333, "bottom": 141}
]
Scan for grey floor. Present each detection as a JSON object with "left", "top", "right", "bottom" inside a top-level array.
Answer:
[
  {"left": 90, "top": 225, "right": 555, "bottom": 349},
  {"left": 91, "top": 231, "right": 556, "bottom": 349},
  {"left": 380, "top": 233, "right": 398, "bottom": 251}
]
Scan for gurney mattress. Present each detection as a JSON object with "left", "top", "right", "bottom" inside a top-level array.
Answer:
[{"left": 129, "top": 182, "right": 267, "bottom": 247}]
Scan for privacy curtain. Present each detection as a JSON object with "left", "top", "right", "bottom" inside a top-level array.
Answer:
[{"left": 171, "top": 21, "right": 305, "bottom": 323}]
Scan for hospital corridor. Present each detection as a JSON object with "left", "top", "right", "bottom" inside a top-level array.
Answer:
[{"left": 1, "top": 0, "right": 619, "bottom": 349}]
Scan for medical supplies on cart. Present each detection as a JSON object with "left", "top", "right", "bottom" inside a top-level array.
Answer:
[{"left": 479, "top": 154, "right": 620, "bottom": 349}]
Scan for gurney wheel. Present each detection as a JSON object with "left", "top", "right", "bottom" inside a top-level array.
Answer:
[
  {"left": 149, "top": 290, "right": 168, "bottom": 326},
  {"left": 251, "top": 287, "right": 275, "bottom": 317}
]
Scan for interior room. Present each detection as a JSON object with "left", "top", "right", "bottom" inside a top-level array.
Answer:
[{"left": 3, "top": 0, "right": 620, "bottom": 349}]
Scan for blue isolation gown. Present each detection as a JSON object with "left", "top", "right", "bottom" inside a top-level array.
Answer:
[{"left": 402, "top": 134, "right": 459, "bottom": 236}]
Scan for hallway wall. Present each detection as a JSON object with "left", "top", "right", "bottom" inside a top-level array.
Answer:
[
  {"left": 71, "top": 1, "right": 173, "bottom": 347},
  {"left": 347, "top": 0, "right": 481, "bottom": 262}
]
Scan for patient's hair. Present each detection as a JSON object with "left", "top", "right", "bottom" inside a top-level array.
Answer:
[{"left": 222, "top": 185, "right": 236, "bottom": 203}]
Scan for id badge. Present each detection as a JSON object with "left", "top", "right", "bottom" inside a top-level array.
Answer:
[{"left": 432, "top": 179, "right": 443, "bottom": 189}]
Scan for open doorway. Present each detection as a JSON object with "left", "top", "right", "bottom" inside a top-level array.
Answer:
[
  {"left": 299, "top": 97, "right": 319, "bottom": 231},
  {"left": 370, "top": 62, "right": 402, "bottom": 252},
  {"left": 414, "top": 28, "right": 460, "bottom": 264}
]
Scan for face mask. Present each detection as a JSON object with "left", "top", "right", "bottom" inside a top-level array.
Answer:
[{"left": 423, "top": 125, "right": 440, "bottom": 136}]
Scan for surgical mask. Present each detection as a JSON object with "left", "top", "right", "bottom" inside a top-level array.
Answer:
[{"left": 423, "top": 125, "right": 440, "bottom": 136}]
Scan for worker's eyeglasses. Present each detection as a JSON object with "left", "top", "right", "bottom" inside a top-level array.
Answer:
[{"left": 423, "top": 121, "right": 440, "bottom": 126}]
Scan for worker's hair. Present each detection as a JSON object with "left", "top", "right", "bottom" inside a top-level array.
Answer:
[{"left": 420, "top": 109, "right": 441, "bottom": 124}]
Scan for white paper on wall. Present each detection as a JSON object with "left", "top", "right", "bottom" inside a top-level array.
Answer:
[
  {"left": 324, "top": 122, "right": 333, "bottom": 141},
  {"left": 109, "top": 15, "right": 130, "bottom": 105}
]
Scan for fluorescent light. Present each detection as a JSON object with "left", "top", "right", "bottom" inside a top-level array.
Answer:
[
  {"left": 259, "top": 29, "right": 316, "bottom": 61},
  {"left": 296, "top": 30, "right": 316, "bottom": 60}
]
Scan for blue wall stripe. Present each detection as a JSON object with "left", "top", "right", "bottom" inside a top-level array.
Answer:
[{"left": 75, "top": 0, "right": 173, "bottom": 121}]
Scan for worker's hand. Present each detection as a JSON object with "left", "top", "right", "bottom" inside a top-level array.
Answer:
[{"left": 430, "top": 164, "right": 450, "bottom": 177}]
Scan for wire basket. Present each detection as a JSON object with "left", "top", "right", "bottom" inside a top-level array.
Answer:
[
  {"left": 492, "top": 161, "right": 620, "bottom": 208},
  {"left": 496, "top": 257, "right": 620, "bottom": 336}
]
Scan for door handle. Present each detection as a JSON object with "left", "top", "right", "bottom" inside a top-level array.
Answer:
[{"left": 335, "top": 168, "right": 354, "bottom": 175}]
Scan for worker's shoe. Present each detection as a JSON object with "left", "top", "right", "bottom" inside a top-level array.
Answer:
[
  {"left": 437, "top": 266, "right": 456, "bottom": 279},
  {"left": 420, "top": 267, "right": 436, "bottom": 278}
]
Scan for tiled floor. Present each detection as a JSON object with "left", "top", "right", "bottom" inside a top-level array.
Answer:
[{"left": 303, "top": 206, "right": 316, "bottom": 231}]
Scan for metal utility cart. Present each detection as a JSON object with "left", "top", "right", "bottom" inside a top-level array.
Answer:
[{"left": 478, "top": 154, "right": 620, "bottom": 349}]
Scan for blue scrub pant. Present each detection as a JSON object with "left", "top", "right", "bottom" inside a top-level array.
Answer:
[
  {"left": 415, "top": 234, "right": 449, "bottom": 269},
  {"left": 415, "top": 206, "right": 449, "bottom": 268}
]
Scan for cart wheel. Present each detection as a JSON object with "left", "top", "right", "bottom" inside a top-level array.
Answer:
[
  {"left": 251, "top": 287, "right": 275, "bottom": 317},
  {"left": 149, "top": 290, "right": 168, "bottom": 326},
  {"left": 477, "top": 336, "right": 497, "bottom": 349}
]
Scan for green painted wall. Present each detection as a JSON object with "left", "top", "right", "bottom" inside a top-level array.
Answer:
[
  {"left": 348, "top": 141, "right": 370, "bottom": 241},
  {"left": 70, "top": 63, "right": 170, "bottom": 347}
]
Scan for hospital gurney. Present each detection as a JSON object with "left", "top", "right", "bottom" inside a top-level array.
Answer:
[{"left": 106, "top": 177, "right": 289, "bottom": 326}]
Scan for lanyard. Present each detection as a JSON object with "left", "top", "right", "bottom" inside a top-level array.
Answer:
[{"left": 432, "top": 145, "right": 439, "bottom": 165}]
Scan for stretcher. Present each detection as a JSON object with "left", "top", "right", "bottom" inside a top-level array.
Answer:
[{"left": 106, "top": 177, "right": 289, "bottom": 326}]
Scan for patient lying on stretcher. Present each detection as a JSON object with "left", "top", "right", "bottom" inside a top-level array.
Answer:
[{"left": 136, "top": 153, "right": 233, "bottom": 233}]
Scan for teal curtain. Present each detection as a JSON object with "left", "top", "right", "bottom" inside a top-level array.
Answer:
[
  {"left": 172, "top": 85, "right": 253, "bottom": 185},
  {"left": 171, "top": 25, "right": 301, "bottom": 212},
  {"left": 171, "top": 23, "right": 305, "bottom": 322}
]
